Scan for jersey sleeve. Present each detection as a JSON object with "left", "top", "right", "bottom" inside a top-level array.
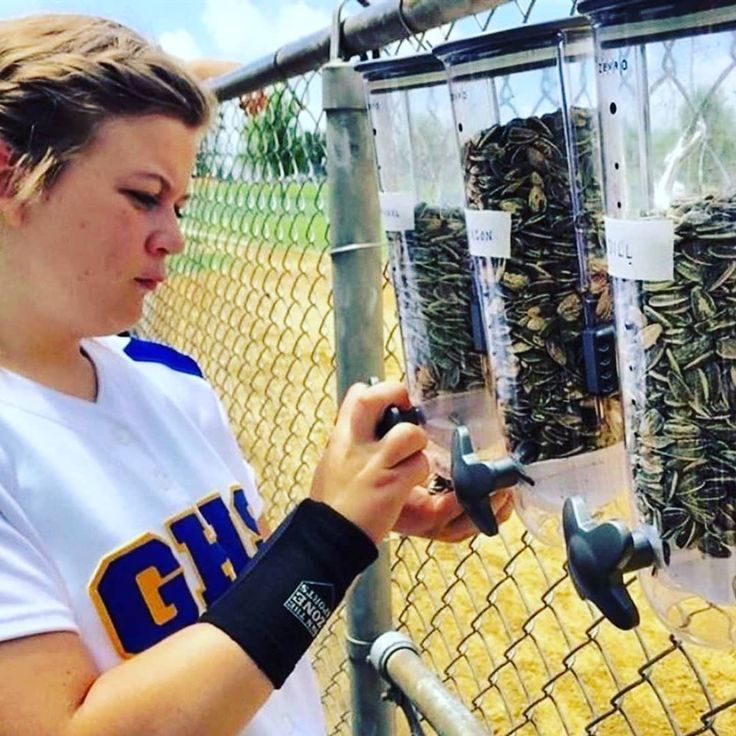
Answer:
[{"left": 0, "top": 487, "right": 78, "bottom": 643}]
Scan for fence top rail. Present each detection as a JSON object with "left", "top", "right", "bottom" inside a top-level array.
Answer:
[{"left": 208, "top": 0, "right": 510, "bottom": 100}]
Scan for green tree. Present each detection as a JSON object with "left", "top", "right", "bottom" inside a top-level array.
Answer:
[
  {"left": 241, "top": 85, "right": 325, "bottom": 180},
  {"left": 194, "top": 107, "right": 227, "bottom": 180}
]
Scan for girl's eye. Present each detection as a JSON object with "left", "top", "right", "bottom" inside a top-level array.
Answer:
[
  {"left": 126, "top": 190, "right": 159, "bottom": 209},
  {"left": 126, "top": 190, "right": 185, "bottom": 219}
]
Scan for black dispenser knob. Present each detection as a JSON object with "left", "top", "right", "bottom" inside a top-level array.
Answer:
[
  {"left": 451, "top": 425, "right": 537, "bottom": 537},
  {"left": 367, "top": 376, "right": 426, "bottom": 439},
  {"left": 375, "top": 405, "right": 425, "bottom": 439},
  {"left": 562, "top": 496, "right": 659, "bottom": 630}
]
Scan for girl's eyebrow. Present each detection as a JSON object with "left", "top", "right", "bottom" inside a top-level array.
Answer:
[
  {"left": 130, "top": 171, "right": 190, "bottom": 201},
  {"left": 130, "top": 172, "right": 170, "bottom": 190}
]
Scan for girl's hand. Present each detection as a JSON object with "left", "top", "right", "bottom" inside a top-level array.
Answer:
[
  {"left": 310, "top": 380, "right": 430, "bottom": 544},
  {"left": 391, "top": 487, "right": 514, "bottom": 542}
]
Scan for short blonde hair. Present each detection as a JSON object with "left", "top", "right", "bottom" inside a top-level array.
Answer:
[{"left": 0, "top": 13, "right": 215, "bottom": 201}]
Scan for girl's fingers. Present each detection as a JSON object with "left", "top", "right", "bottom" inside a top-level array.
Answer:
[
  {"left": 340, "top": 380, "right": 412, "bottom": 442},
  {"left": 379, "top": 422, "right": 428, "bottom": 468},
  {"left": 434, "top": 512, "right": 479, "bottom": 543},
  {"left": 380, "top": 451, "right": 430, "bottom": 493},
  {"left": 490, "top": 490, "right": 514, "bottom": 523}
]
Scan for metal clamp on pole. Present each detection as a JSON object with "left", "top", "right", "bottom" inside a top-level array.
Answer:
[
  {"left": 330, "top": 241, "right": 384, "bottom": 257},
  {"left": 330, "top": 0, "right": 352, "bottom": 61},
  {"left": 370, "top": 632, "right": 491, "bottom": 736}
]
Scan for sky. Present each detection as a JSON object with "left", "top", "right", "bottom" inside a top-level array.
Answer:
[
  {"left": 0, "top": 0, "right": 336, "bottom": 65},
  {"left": 0, "top": 0, "right": 577, "bottom": 67}
]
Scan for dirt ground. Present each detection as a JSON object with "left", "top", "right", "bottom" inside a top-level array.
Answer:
[{"left": 141, "top": 244, "right": 736, "bottom": 736}]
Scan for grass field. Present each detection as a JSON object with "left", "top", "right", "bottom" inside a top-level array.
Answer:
[{"left": 176, "top": 178, "right": 329, "bottom": 274}]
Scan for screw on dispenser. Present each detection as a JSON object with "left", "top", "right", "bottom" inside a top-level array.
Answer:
[
  {"left": 562, "top": 496, "right": 665, "bottom": 630},
  {"left": 374, "top": 404, "right": 426, "bottom": 439}
]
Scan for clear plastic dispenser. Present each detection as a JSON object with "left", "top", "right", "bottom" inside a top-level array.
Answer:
[
  {"left": 562, "top": 0, "right": 736, "bottom": 647},
  {"left": 435, "top": 19, "right": 626, "bottom": 544},
  {"left": 355, "top": 54, "right": 509, "bottom": 533}
]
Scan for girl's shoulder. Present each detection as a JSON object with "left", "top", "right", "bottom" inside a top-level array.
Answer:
[
  {"left": 91, "top": 333, "right": 226, "bottom": 437},
  {"left": 94, "top": 334, "right": 205, "bottom": 380}
]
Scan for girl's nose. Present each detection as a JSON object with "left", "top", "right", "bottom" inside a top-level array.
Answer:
[{"left": 146, "top": 210, "right": 185, "bottom": 256}]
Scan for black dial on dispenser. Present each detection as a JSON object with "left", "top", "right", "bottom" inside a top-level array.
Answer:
[
  {"left": 451, "top": 426, "right": 537, "bottom": 536},
  {"left": 563, "top": 496, "right": 658, "bottom": 630}
]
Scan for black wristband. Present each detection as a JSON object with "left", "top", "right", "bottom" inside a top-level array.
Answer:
[{"left": 200, "top": 499, "right": 378, "bottom": 688}]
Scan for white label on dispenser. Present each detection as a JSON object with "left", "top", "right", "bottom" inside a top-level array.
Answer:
[
  {"left": 605, "top": 217, "right": 674, "bottom": 281},
  {"left": 379, "top": 191, "right": 415, "bottom": 231},
  {"left": 465, "top": 209, "right": 512, "bottom": 258}
]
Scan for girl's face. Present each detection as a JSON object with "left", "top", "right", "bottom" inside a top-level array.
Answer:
[{"left": 1, "top": 114, "right": 201, "bottom": 337}]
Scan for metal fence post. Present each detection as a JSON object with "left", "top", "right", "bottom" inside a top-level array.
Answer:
[{"left": 323, "top": 59, "right": 394, "bottom": 736}]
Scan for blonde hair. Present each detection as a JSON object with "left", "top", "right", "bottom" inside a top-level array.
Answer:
[{"left": 0, "top": 13, "right": 215, "bottom": 202}]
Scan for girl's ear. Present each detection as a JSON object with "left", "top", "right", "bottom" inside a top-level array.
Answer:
[
  {"left": 0, "top": 140, "right": 13, "bottom": 198},
  {"left": 0, "top": 140, "right": 24, "bottom": 227}
]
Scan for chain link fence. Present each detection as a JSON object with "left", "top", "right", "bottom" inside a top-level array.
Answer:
[{"left": 139, "top": 1, "right": 736, "bottom": 733}]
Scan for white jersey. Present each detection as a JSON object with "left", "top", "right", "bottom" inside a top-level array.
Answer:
[{"left": 0, "top": 335, "right": 326, "bottom": 736}]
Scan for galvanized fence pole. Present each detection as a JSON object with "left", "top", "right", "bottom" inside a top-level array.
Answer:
[{"left": 323, "top": 59, "right": 394, "bottom": 736}]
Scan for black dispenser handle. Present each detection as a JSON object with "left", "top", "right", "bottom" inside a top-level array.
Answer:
[
  {"left": 375, "top": 405, "right": 425, "bottom": 439},
  {"left": 562, "top": 496, "right": 659, "bottom": 630},
  {"left": 368, "top": 377, "right": 425, "bottom": 439},
  {"left": 450, "top": 425, "right": 537, "bottom": 537}
]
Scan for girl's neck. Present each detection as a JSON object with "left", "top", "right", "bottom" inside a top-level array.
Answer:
[
  {"left": 0, "top": 271, "right": 99, "bottom": 401},
  {"left": 0, "top": 335, "right": 99, "bottom": 402}
]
